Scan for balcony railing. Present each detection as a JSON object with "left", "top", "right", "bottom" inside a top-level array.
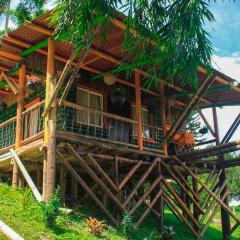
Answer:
[
  {"left": 0, "top": 101, "right": 44, "bottom": 153},
  {"left": 58, "top": 101, "right": 163, "bottom": 151},
  {"left": 0, "top": 116, "right": 16, "bottom": 151},
  {"left": 0, "top": 99, "right": 164, "bottom": 153}
]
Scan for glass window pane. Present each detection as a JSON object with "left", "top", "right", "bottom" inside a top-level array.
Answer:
[
  {"left": 77, "top": 89, "right": 88, "bottom": 124},
  {"left": 77, "top": 89, "right": 88, "bottom": 107},
  {"left": 90, "top": 94, "right": 101, "bottom": 110}
]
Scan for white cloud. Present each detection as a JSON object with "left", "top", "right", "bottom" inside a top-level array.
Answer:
[{"left": 212, "top": 54, "right": 240, "bottom": 82}]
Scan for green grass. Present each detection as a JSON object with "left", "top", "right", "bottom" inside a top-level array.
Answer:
[{"left": 0, "top": 183, "right": 239, "bottom": 240}]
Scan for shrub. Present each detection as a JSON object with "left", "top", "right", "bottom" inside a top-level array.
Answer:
[
  {"left": 122, "top": 213, "right": 137, "bottom": 239},
  {"left": 42, "top": 188, "right": 61, "bottom": 227},
  {"left": 85, "top": 217, "right": 106, "bottom": 236}
]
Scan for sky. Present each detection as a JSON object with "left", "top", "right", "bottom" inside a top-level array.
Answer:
[{"left": 0, "top": 0, "right": 239, "bottom": 141}]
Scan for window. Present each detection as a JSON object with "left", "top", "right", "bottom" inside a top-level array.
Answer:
[
  {"left": 132, "top": 105, "right": 151, "bottom": 138},
  {"left": 76, "top": 88, "right": 103, "bottom": 127},
  {"left": 23, "top": 98, "right": 41, "bottom": 139}
]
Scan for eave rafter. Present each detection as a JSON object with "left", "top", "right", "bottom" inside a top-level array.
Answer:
[
  {"left": 1, "top": 71, "right": 18, "bottom": 94},
  {"left": 3, "top": 35, "right": 171, "bottom": 102}
]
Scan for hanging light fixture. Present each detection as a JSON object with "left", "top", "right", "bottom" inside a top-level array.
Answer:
[
  {"left": 110, "top": 87, "right": 126, "bottom": 106},
  {"left": 104, "top": 74, "right": 116, "bottom": 86}
]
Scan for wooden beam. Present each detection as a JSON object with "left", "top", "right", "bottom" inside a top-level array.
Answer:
[
  {"left": 198, "top": 66, "right": 240, "bottom": 94},
  {"left": 24, "top": 21, "right": 53, "bottom": 35},
  {"left": 212, "top": 107, "right": 231, "bottom": 239},
  {"left": 3, "top": 36, "right": 186, "bottom": 106},
  {"left": 0, "top": 89, "right": 10, "bottom": 95},
  {"left": 161, "top": 75, "right": 216, "bottom": 145},
  {"left": 66, "top": 143, "right": 125, "bottom": 211},
  {"left": 123, "top": 159, "right": 158, "bottom": 207},
  {"left": 159, "top": 82, "right": 167, "bottom": 154},
  {"left": 10, "top": 149, "right": 43, "bottom": 202},
  {"left": 135, "top": 71, "right": 143, "bottom": 150},
  {"left": 197, "top": 108, "right": 215, "bottom": 137},
  {"left": 56, "top": 150, "right": 118, "bottom": 225},
  {"left": 43, "top": 53, "right": 76, "bottom": 117},
  {"left": 135, "top": 190, "right": 163, "bottom": 227},
  {"left": 118, "top": 161, "right": 142, "bottom": 190},
  {"left": 129, "top": 176, "right": 162, "bottom": 215},
  {"left": 6, "top": 24, "right": 196, "bottom": 106},
  {"left": 173, "top": 156, "right": 240, "bottom": 223},
  {"left": 1, "top": 71, "right": 18, "bottom": 95},
  {"left": 12, "top": 64, "right": 25, "bottom": 188},
  {"left": 0, "top": 50, "right": 22, "bottom": 62},
  {"left": 87, "top": 154, "right": 119, "bottom": 192},
  {"left": 43, "top": 38, "right": 56, "bottom": 202}
]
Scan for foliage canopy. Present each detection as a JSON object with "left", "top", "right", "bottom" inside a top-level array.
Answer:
[{"left": 51, "top": 0, "right": 214, "bottom": 88}]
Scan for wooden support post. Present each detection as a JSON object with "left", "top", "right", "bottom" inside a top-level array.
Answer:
[
  {"left": 192, "top": 168, "right": 200, "bottom": 233},
  {"left": 12, "top": 64, "right": 26, "bottom": 188},
  {"left": 60, "top": 165, "right": 66, "bottom": 203},
  {"left": 10, "top": 149, "right": 43, "bottom": 202},
  {"left": 43, "top": 38, "right": 56, "bottom": 202},
  {"left": 36, "top": 168, "right": 42, "bottom": 190},
  {"left": 71, "top": 176, "right": 78, "bottom": 205},
  {"left": 18, "top": 172, "right": 25, "bottom": 188},
  {"left": 159, "top": 82, "right": 167, "bottom": 154},
  {"left": 157, "top": 161, "right": 164, "bottom": 232},
  {"left": 135, "top": 71, "right": 143, "bottom": 150},
  {"left": 213, "top": 107, "right": 231, "bottom": 240}
]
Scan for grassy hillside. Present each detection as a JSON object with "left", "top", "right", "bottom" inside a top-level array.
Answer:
[{"left": 0, "top": 183, "right": 239, "bottom": 240}]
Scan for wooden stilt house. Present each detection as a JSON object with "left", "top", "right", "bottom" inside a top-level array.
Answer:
[{"left": 0, "top": 11, "right": 239, "bottom": 239}]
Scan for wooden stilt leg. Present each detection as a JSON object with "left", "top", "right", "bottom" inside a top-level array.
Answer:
[
  {"left": 60, "top": 165, "right": 66, "bottom": 203},
  {"left": 158, "top": 161, "right": 164, "bottom": 232},
  {"left": 43, "top": 38, "right": 56, "bottom": 202},
  {"left": 213, "top": 107, "right": 231, "bottom": 240},
  {"left": 71, "top": 176, "right": 78, "bottom": 206},
  {"left": 18, "top": 172, "right": 25, "bottom": 188},
  {"left": 13, "top": 64, "right": 26, "bottom": 188},
  {"left": 36, "top": 168, "right": 42, "bottom": 191},
  {"left": 193, "top": 168, "right": 200, "bottom": 233},
  {"left": 115, "top": 157, "right": 120, "bottom": 224}
]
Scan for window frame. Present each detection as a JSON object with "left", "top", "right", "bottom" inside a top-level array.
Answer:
[
  {"left": 76, "top": 87, "right": 104, "bottom": 127},
  {"left": 131, "top": 104, "right": 154, "bottom": 139}
]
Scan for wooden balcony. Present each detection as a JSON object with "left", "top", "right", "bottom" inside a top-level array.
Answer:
[{"left": 0, "top": 100, "right": 164, "bottom": 155}]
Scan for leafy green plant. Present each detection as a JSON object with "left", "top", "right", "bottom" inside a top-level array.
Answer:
[
  {"left": 122, "top": 213, "right": 137, "bottom": 239},
  {"left": 22, "top": 187, "right": 31, "bottom": 206},
  {"left": 160, "top": 226, "right": 175, "bottom": 240},
  {"left": 52, "top": 0, "right": 214, "bottom": 88},
  {"left": 42, "top": 188, "right": 61, "bottom": 227}
]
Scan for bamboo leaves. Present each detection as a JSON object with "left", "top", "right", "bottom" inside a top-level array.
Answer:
[{"left": 51, "top": 0, "right": 215, "bottom": 88}]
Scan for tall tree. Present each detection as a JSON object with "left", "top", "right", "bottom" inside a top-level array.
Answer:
[
  {"left": 0, "top": 0, "right": 11, "bottom": 31},
  {"left": 0, "top": 0, "right": 47, "bottom": 33},
  {"left": 10, "top": 0, "right": 47, "bottom": 26},
  {"left": 51, "top": 0, "right": 214, "bottom": 88}
]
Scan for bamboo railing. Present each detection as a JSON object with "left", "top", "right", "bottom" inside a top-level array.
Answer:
[{"left": 58, "top": 100, "right": 163, "bottom": 151}]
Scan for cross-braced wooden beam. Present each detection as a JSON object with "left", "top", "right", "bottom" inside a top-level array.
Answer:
[{"left": 161, "top": 75, "right": 216, "bottom": 146}]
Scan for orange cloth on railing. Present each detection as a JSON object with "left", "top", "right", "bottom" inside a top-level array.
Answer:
[
  {"left": 175, "top": 132, "right": 195, "bottom": 147},
  {"left": 165, "top": 124, "right": 195, "bottom": 148}
]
